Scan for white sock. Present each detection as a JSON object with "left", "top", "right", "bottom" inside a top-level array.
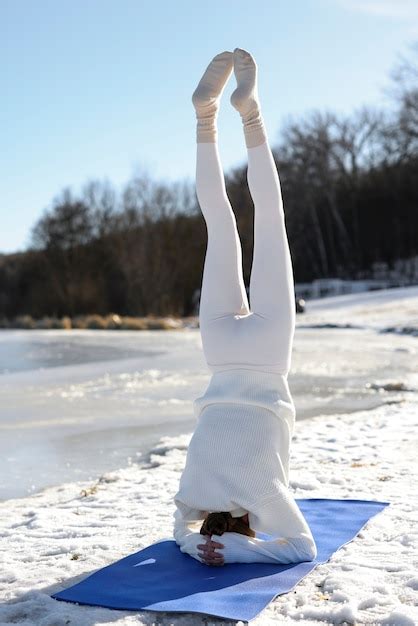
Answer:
[
  {"left": 192, "top": 51, "right": 233, "bottom": 143},
  {"left": 230, "top": 48, "right": 267, "bottom": 148}
]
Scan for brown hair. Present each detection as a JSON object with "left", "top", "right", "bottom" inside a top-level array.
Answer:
[{"left": 199, "top": 512, "right": 256, "bottom": 537}]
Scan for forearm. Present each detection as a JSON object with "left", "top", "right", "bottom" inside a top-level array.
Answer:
[
  {"left": 210, "top": 531, "right": 317, "bottom": 564},
  {"left": 248, "top": 488, "right": 317, "bottom": 562}
]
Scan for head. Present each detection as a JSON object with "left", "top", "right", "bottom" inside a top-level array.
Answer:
[{"left": 199, "top": 511, "right": 255, "bottom": 537}]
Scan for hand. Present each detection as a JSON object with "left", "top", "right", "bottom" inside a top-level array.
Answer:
[{"left": 197, "top": 535, "right": 225, "bottom": 566}]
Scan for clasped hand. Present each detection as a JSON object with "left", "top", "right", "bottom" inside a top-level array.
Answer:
[{"left": 197, "top": 535, "right": 225, "bottom": 566}]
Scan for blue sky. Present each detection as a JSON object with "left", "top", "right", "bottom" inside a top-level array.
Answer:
[{"left": 1, "top": 0, "right": 417, "bottom": 253}]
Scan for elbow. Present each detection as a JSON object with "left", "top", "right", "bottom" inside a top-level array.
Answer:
[
  {"left": 303, "top": 539, "right": 317, "bottom": 562},
  {"left": 173, "top": 525, "right": 186, "bottom": 548},
  {"left": 289, "top": 536, "right": 317, "bottom": 562},
  {"left": 172, "top": 530, "right": 187, "bottom": 553}
]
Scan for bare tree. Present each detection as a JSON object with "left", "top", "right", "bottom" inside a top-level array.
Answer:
[{"left": 384, "top": 40, "right": 418, "bottom": 161}]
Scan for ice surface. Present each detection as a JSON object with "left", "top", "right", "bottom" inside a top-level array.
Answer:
[{"left": 1, "top": 287, "right": 417, "bottom": 501}]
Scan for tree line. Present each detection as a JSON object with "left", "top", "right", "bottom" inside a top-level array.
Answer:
[{"left": 1, "top": 44, "right": 417, "bottom": 319}]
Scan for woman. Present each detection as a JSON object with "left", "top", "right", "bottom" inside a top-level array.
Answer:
[{"left": 173, "top": 48, "right": 317, "bottom": 567}]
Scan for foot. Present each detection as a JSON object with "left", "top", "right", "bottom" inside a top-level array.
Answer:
[
  {"left": 192, "top": 51, "right": 233, "bottom": 142},
  {"left": 230, "top": 48, "right": 260, "bottom": 119},
  {"left": 192, "top": 51, "right": 234, "bottom": 116},
  {"left": 230, "top": 47, "right": 267, "bottom": 148}
]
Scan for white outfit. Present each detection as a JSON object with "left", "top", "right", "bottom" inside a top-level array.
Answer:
[{"left": 173, "top": 137, "right": 317, "bottom": 564}]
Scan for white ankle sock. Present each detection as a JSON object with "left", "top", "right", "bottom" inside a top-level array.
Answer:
[
  {"left": 230, "top": 48, "right": 267, "bottom": 148},
  {"left": 192, "top": 51, "right": 233, "bottom": 143}
]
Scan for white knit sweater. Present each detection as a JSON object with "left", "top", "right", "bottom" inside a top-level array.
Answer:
[{"left": 173, "top": 368, "right": 317, "bottom": 564}]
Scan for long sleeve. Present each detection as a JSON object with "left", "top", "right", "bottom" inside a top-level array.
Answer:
[
  {"left": 173, "top": 506, "right": 206, "bottom": 563},
  {"left": 249, "top": 488, "right": 317, "bottom": 561},
  {"left": 173, "top": 501, "right": 317, "bottom": 565},
  {"left": 213, "top": 489, "right": 317, "bottom": 564},
  {"left": 209, "top": 490, "right": 317, "bottom": 564},
  {"left": 209, "top": 531, "right": 316, "bottom": 564}
]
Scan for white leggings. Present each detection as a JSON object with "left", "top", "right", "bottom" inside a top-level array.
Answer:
[{"left": 196, "top": 139, "right": 296, "bottom": 376}]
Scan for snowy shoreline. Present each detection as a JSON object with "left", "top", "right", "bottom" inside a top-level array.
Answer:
[{"left": 1, "top": 394, "right": 417, "bottom": 625}]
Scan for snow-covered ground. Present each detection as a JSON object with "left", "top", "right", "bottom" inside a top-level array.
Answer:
[
  {"left": 1, "top": 286, "right": 417, "bottom": 625},
  {"left": 300, "top": 285, "right": 418, "bottom": 331},
  {"left": 1, "top": 397, "right": 417, "bottom": 625}
]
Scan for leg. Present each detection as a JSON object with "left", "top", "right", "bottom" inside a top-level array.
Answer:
[
  {"left": 192, "top": 51, "right": 250, "bottom": 367},
  {"left": 196, "top": 141, "right": 250, "bottom": 324},
  {"left": 247, "top": 141, "right": 295, "bottom": 331},
  {"left": 231, "top": 48, "right": 295, "bottom": 373}
]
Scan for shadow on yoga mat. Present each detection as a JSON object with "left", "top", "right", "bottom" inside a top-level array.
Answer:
[{"left": 52, "top": 498, "right": 389, "bottom": 622}]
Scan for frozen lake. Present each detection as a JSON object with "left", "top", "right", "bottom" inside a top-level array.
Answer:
[{"left": 1, "top": 286, "right": 417, "bottom": 501}]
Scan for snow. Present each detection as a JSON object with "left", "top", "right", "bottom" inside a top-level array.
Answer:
[
  {"left": 300, "top": 285, "right": 418, "bottom": 331},
  {"left": 0, "top": 285, "right": 418, "bottom": 625}
]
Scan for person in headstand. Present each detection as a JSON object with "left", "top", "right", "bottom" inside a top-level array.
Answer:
[{"left": 173, "top": 48, "right": 317, "bottom": 566}]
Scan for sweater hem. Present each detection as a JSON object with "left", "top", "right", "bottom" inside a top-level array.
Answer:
[
  {"left": 206, "top": 362, "right": 289, "bottom": 376},
  {"left": 193, "top": 367, "right": 296, "bottom": 430}
]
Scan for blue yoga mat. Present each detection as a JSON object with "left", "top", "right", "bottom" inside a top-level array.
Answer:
[{"left": 52, "top": 498, "right": 388, "bottom": 622}]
